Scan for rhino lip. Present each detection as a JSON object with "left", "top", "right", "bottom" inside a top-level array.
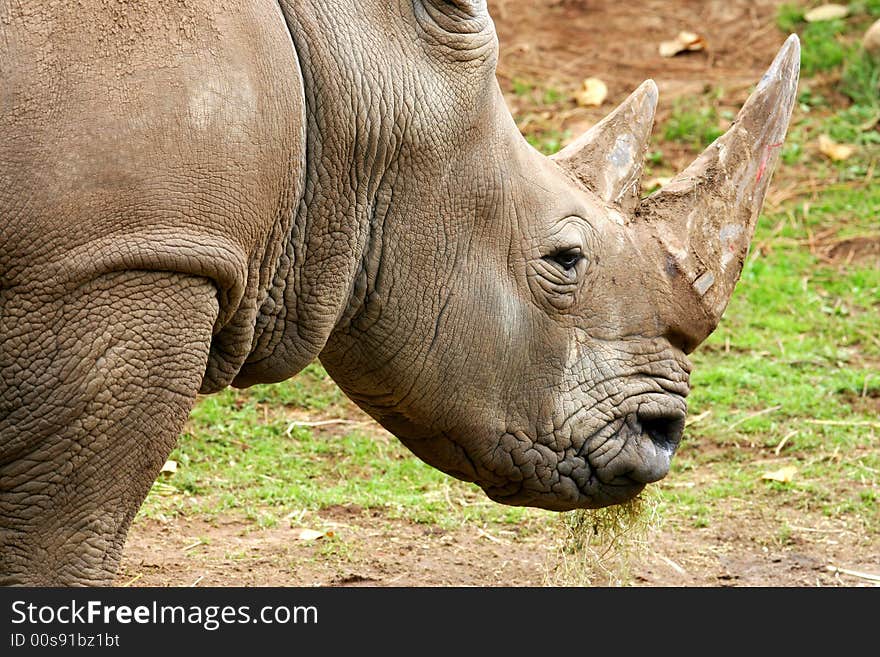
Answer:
[{"left": 482, "top": 476, "right": 646, "bottom": 511}]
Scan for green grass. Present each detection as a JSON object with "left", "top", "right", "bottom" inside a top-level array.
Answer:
[
  {"left": 823, "top": 104, "right": 880, "bottom": 143},
  {"left": 849, "top": 0, "right": 880, "bottom": 18},
  {"left": 508, "top": 77, "right": 573, "bottom": 155},
  {"left": 776, "top": 4, "right": 806, "bottom": 33},
  {"left": 664, "top": 179, "right": 880, "bottom": 529},
  {"left": 802, "top": 19, "right": 849, "bottom": 76},
  {"left": 776, "top": 1, "right": 880, "bottom": 79},
  {"left": 141, "top": 366, "right": 543, "bottom": 531},
  {"left": 840, "top": 49, "right": 880, "bottom": 109},
  {"left": 663, "top": 95, "right": 727, "bottom": 150},
  {"left": 770, "top": 4, "right": 880, "bottom": 175},
  {"left": 526, "top": 129, "right": 569, "bottom": 155}
]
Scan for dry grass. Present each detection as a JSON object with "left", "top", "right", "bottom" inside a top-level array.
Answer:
[{"left": 544, "top": 490, "right": 662, "bottom": 587}]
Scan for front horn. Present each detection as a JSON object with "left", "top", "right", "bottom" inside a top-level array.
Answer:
[{"left": 637, "top": 35, "right": 801, "bottom": 347}]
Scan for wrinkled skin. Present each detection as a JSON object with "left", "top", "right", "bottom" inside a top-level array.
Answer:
[{"left": 0, "top": 0, "right": 798, "bottom": 584}]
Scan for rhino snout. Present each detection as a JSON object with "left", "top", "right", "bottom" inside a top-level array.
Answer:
[
  {"left": 584, "top": 403, "right": 686, "bottom": 488},
  {"left": 621, "top": 409, "right": 685, "bottom": 484}
]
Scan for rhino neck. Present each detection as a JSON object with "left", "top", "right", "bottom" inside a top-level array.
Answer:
[{"left": 232, "top": 0, "right": 406, "bottom": 387}]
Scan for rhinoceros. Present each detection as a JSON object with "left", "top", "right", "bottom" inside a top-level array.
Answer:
[{"left": 0, "top": 0, "right": 799, "bottom": 585}]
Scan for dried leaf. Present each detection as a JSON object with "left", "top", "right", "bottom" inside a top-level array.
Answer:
[
  {"left": 761, "top": 465, "right": 798, "bottom": 483},
  {"left": 678, "top": 31, "right": 706, "bottom": 51},
  {"left": 818, "top": 134, "right": 856, "bottom": 161},
  {"left": 659, "top": 31, "right": 706, "bottom": 58},
  {"left": 574, "top": 77, "right": 608, "bottom": 107},
  {"left": 659, "top": 40, "right": 685, "bottom": 58},
  {"left": 804, "top": 4, "right": 848, "bottom": 22},
  {"left": 160, "top": 460, "right": 177, "bottom": 475},
  {"left": 294, "top": 528, "right": 329, "bottom": 541}
]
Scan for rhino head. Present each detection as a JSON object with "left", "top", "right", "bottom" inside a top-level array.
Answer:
[{"left": 314, "top": 1, "right": 801, "bottom": 510}]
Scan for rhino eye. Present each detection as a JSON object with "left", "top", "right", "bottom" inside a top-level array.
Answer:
[{"left": 546, "top": 249, "right": 583, "bottom": 271}]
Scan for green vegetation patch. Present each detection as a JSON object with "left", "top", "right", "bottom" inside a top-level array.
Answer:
[
  {"left": 141, "top": 365, "right": 545, "bottom": 531},
  {"left": 668, "top": 181, "right": 880, "bottom": 531},
  {"left": 663, "top": 99, "right": 726, "bottom": 149}
]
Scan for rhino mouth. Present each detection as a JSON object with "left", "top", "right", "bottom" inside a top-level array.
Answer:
[
  {"left": 374, "top": 392, "right": 686, "bottom": 512},
  {"left": 481, "top": 396, "right": 687, "bottom": 511}
]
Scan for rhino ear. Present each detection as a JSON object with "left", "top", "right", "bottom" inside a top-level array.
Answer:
[{"left": 551, "top": 81, "right": 658, "bottom": 215}]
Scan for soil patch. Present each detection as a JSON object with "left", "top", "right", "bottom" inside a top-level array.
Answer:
[
  {"left": 117, "top": 501, "right": 878, "bottom": 587},
  {"left": 493, "top": 0, "right": 791, "bottom": 109}
]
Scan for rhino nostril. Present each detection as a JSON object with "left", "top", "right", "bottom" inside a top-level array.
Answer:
[{"left": 639, "top": 414, "right": 685, "bottom": 454}]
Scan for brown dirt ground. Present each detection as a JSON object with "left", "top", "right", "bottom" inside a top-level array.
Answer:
[
  {"left": 117, "top": 0, "right": 879, "bottom": 588},
  {"left": 117, "top": 498, "right": 879, "bottom": 587},
  {"left": 493, "top": 0, "right": 790, "bottom": 106}
]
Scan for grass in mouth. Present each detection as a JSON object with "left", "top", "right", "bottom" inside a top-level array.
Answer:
[{"left": 546, "top": 490, "right": 662, "bottom": 587}]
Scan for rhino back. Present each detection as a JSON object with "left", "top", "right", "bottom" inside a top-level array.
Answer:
[{"left": 0, "top": 0, "right": 307, "bottom": 390}]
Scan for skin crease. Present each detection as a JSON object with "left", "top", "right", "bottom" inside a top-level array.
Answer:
[{"left": 0, "top": 0, "right": 795, "bottom": 584}]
